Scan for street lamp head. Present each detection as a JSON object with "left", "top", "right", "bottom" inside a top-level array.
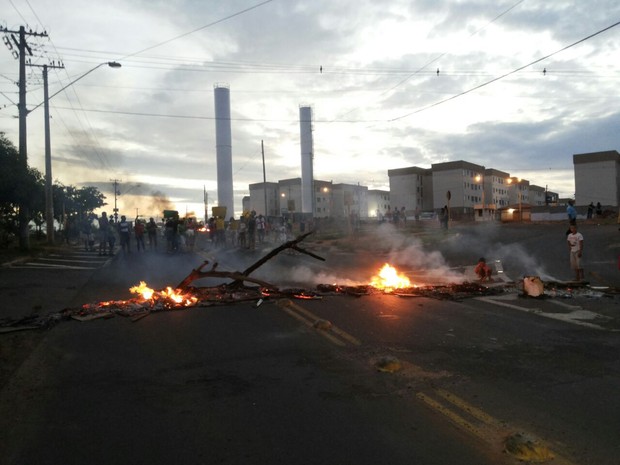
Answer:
[{"left": 107, "top": 61, "right": 122, "bottom": 68}]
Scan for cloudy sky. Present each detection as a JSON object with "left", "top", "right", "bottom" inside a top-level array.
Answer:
[{"left": 1, "top": 0, "right": 619, "bottom": 218}]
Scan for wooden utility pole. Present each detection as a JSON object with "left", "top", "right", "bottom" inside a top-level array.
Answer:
[
  {"left": 110, "top": 179, "right": 122, "bottom": 222},
  {"left": 30, "top": 62, "right": 65, "bottom": 244},
  {"left": 1, "top": 25, "right": 48, "bottom": 250}
]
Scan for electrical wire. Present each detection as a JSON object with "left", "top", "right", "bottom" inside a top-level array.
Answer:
[
  {"left": 389, "top": 19, "right": 620, "bottom": 122},
  {"left": 118, "top": 0, "right": 276, "bottom": 60}
]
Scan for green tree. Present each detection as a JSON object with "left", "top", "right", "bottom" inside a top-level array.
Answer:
[
  {"left": 0, "top": 132, "right": 107, "bottom": 246},
  {"left": 53, "top": 184, "right": 107, "bottom": 243},
  {"left": 0, "top": 132, "right": 45, "bottom": 246}
]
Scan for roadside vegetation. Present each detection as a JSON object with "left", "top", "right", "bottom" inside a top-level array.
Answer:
[{"left": 0, "top": 132, "right": 106, "bottom": 255}]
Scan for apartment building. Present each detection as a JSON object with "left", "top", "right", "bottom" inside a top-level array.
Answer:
[
  {"left": 248, "top": 181, "right": 280, "bottom": 217},
  {"left": 313, "top": 179, "right": 333, "bottom": 218},
  {"left": 431, "top": 160, "right": 486, "bottom": 218},
  {"left": 368, "top": 189, "right": 390, "bottom": 218},
  {"left": 330, "top": 183, "right": 369, "bottom": 219},
  {"left": 574, "top": 150, "right": 620, "bottom": 207},
  {"left": 387, "top": 166, "right": 432, "bottom": 217},
  {"left": 506, "top": 177, "right": 529, "bottom": 206}
]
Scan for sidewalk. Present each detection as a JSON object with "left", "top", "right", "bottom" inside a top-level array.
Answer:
[{"left": 0, "top": 242, "right": 101, "bottom": 322}]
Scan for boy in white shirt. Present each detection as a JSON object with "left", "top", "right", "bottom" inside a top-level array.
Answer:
[{"left": 566, "top": 224, "right": 584, "bottom": 281}]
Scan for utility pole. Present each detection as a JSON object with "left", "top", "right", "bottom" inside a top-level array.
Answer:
[
  {"left": 27, "top": 62, "right": 65, "bottom": 245},
  {"left": 110, "top": 179, "right": 122, "bottom": 222},
  {"left": 1, "top": 25, "right": 48, "bottom": 250}
]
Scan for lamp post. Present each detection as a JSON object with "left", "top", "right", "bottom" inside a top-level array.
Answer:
[
  {"left": 475, "top": 173, "right": 485, "bottom": 220},
  {"left": 30, "top": 62, "right": 121, "bottom": 244}
]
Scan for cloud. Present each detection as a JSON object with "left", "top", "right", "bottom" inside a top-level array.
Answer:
[{"left": 1, "top": 0, "right": 619, "bottom": 217}]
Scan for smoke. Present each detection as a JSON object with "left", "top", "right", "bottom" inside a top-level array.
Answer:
[
  {"left": 204, "top": 222, "right": 561, "bottom": 289},
  {"left": 438, "top": 224, "right": 559, "bottom": 281},
  {"left": 372, "top": 223, "right": 465, "bottom": 283},
  {"left": 491, "top": 242, "right": 558, "bottom": 281},
  {"left": 285, "top": 267, "right": 365, "bottom": 287},
  {"left": 145, "top": 190, "right": 175, "bottom": 218}
]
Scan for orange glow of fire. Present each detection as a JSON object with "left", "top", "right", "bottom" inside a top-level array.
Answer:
[
  {"left": 370, "top": 264, "right": 413, "bottom": 291},
  {"left": 129, "top": 281, "right": 198, "bottom": 306}
]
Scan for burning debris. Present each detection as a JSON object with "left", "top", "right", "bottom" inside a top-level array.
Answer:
[
  {"left": 370, "top": 263, "right": 413, "bottom": 292},
  {"left": 8, "top": 231, "right": 610, "bottom": 333},
  {"left": 315, "top": 281, "right": 499, "bottom": 300}
]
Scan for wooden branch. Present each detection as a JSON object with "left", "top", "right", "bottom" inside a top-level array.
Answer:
[
  {"left": 291, "top": 245, "right": 325, "bottom": 262},
  {"left": 176, "top": 261, "right": 216, "bottom": 289},
  {"left": 176, "top": 232, "right": 323, "bottom": 291},
  {"left": 176, "top": 261, "right": 278, "bottom": 290},
  {"left": 241, "top": 231, "right": 322, "bottom": 276}
]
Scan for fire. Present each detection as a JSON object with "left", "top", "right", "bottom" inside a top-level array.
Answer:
[
  {"left": 370, "top": 264, "right": 413, "bottom": 292},
  {"left": 129, "top": 281, "right": 198, "bottom": 307},
  {"left": 130, "top": 281, "right": 155, "bottom": 300}
]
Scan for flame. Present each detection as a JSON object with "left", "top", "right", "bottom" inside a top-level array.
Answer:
[
  {"left": 130, "top": 281, "right": 155, "bottom": 300},
  {"left": 129, "top": 281, "right": 198, "bottom": 307},
  {"left": 370, "top": 264, "right": 413, "bottom": 292}
]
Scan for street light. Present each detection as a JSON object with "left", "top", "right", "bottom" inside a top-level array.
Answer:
[
  {"left": 475, "top": 173, "right": 485, "bottom": 220},
  {"left": 30, "top": 61, "right": 121, "bottom": 244}
]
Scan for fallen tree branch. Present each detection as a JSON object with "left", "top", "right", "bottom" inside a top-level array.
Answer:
[
  {"left": 241, "top": 231, "right": 323, "bottom": 277},
  {"left": 176, "top": 261, "right": 278, "bottom": 290},
  {"left": 175, "top": 232, "right": 324, "bottom": 291}
]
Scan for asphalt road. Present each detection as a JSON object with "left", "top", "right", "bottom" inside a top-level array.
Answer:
[{"left": 1, "top": 222, "right": 619, "bottom": 465}]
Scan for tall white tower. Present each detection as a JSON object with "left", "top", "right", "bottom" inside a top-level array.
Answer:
[
  {"left": 214, "top": 84, "right": 234, "bottom": 216},
  {"left": 299, "top": 105, "right": 314, "bottom": 215}
]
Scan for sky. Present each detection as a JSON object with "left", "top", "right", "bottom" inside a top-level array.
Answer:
[{"left": 1, "top": 0, "right": 619, "bottom": 219}]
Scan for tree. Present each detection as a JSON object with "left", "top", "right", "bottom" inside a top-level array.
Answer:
[
  {"left": 0, "top": 132, "right": 44, "bottom": 246},
  {"left": 0, "top": 132, "right": 107, "bottom": 246},
  {"left": 55, "top": 185, "right": 107, "bottom": 244}
]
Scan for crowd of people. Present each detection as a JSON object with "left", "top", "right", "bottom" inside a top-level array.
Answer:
[
  {"left": 75, "top": 213, "right": 199, "bottom": 256},
  {"left": 73, "top": 210, "right": 295, "bottom": 257},
  {"left": 206, "top": 210, "right": 292, "bottom": 250}
]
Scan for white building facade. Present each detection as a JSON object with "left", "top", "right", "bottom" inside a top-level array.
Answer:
[
  {"left": 367, "top": 189, "right": 390, "bottom": 218},
  {"left": 574, "top": 150, "right": 620, "bottom": 207},
  {"left": 387, "top": 166, "right": 433, "bottom": 217},
  {"left": 431, "top": 161, "right": 485, "bottom": 217}
]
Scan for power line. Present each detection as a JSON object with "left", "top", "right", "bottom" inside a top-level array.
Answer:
[
  {"left": 389, "top": 19, "right": 620, "bottom": 122},
  {"left": 49, "top": 105, "right": 386, "bottom": 123},
  {"left": 384, "top": 0, "right": 526, "bottom": 96},
  {"left": 327, "top": 0, "right": 526, "bottom": 123},
  {"left": 118, "top": 0, "right": 276, "bottom": 60}
]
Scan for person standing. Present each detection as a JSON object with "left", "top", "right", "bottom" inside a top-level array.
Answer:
[
  {"left": 566, "top": 200, "right": 577, "bottom": 226},
  {"left": 567, "top": 224, "right": 584, "bottom": 282},
  {"left": 587, "top": 202, "right": 594, "bottom": 219},
  {"left": 134, "top": 219, "right": 145, "bottom": 251},
  {"left": 164, "top": 215, "right": 180, "bottom": 252},
  {"left": 98, "top": 212, "right": 109, "bottom": 256},
  {"left": 247, "top": 211, "right": 257, "bottom": 250},
  {"left": 118, "top": 215, "right": 131, "bottom": 255},
  {"left": 185, "top": 218, "right": 196, "bottom": 251},
  {"left": 146, "top": 217, "right": 158, "bottom": 250},
  {"left": 256, "top": 214, "right": 266, "bottom": 244},
  {"left": 107, "top": 219, "right": 116, "bottom": 255},
  {"left": 595, "top": 201, "right": 602, "bottom": 217},
  {"left": 237, "top": 217, "right": 247, "bottom": 248}
]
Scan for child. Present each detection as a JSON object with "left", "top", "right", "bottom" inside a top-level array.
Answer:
[{"left": 474, "top": 257, "right": 492, "bottom": 282}]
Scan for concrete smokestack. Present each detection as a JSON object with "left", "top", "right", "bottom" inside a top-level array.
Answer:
[
  {"left": 214, "top": 84, "right": 234, "bottom": 217},
  {"left": 299, "top": 105, "right": 314, "bottom": 214}
]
